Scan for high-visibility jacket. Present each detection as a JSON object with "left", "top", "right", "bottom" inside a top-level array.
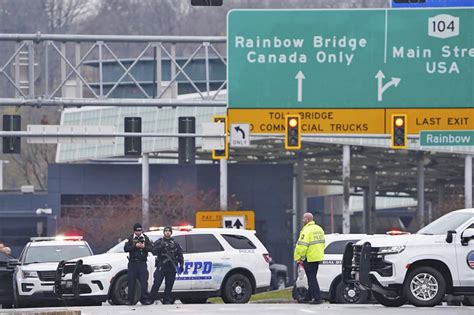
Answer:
[{"left": 294, "top": 221, "right": 325, "bottom": 262}]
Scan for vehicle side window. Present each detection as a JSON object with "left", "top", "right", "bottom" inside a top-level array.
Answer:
[
  {"left": 173, "top": 235, "right": 187, "bottom": 253},
  {"left": 325, "top": 239, "right": 359, "bottom": 254},
  {"left": 188, "top": 234, "right": 224, "bottom": 253},
  {"left": 222, "top": 234, "right": 256, "bottom": 249},
  {"left": 467, "top": 223, "right": 474, "bottom": 229}
]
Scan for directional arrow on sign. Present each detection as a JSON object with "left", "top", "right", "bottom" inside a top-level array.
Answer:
[
  {"left": 376, "top": 70, "right": 401, "bottom": 102},
  {"left": 295, "top": 70, "right": 305, "bottom": 102},
  {"left": 233, "top": 219, "right": 243, "bottom": 229},
  {"left": 234, "top": 126, "right": 246, "bottom": 139}
]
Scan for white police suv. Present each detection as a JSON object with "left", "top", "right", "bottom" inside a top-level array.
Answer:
[
  {"left": 55, "top": 227, "right": 271, "bottom": 304},
  {"left": 293, "top": 233, "right": 387, "bottom": 304},
  {"left": 13, "top": 236, "right": 93, "bottom": 308},
  {"left": 343, "top": 208, "right": 474, "bottom": 307}
]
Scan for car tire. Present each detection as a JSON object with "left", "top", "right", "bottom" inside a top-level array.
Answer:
[
  {"left": 180, "top": 297, "right": 208, "bottom": 304},
  {"left": 110, "top": 274, "right": 140, "bottom": 305},
  {"left": 403, "top": 266, "right": 446, "bottom": 307},
  {"left": 372, "top": 291, "right": 406, "bottom": 307},
  {"left": 221, "top": 274, "right": 252, "bottom": 304},
  {"left": 335, "top": 281, "right": 368, "bottom": 304},
  {"left": 462, "top": 296, "right": 474, "bottom": 306}
]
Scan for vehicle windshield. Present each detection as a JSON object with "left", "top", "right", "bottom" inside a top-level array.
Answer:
[
  {"left": 23, "top": 245, "right": 92, "bottom": 264},
  {"left": 417, "top": 212, "right": 473, "bottom": 235}
]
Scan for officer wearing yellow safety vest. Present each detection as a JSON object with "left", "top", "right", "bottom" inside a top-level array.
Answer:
[{"left": 294, "top": 212, "right": 325, "bottom": 304}]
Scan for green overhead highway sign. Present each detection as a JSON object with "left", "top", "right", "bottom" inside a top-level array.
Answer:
[
  {"left": 227, "top": 9, "right": 474, "bottom": 109},
  {"left": 420, "top": 130, "right": 474, "bottom": 146}
]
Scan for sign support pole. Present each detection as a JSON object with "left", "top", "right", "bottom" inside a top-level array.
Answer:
[
  {"left": 220, "top": 158, "right": 228, "bottom": 210},
  {"left": 342, "top": 145, "right": 351, "bottom": 234},
  {"left": 466, "top": 155, "right": 473, "bottom": 209},
  {"left": 417, "top": 153, "right": 425, "bottom": 228},
  {"left": 142, "top": 153, "right": 150, "bottom": 230}
]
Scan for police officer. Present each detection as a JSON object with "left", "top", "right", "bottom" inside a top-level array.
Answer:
[
  {"left": 294, "top": 212, "right": 325, "bottom": 304},
  {"left": 146, "top": 226, "right": 184, "bottom": 304},
  {"left": 124, "top": 223, "right": 152, "bottom": 305}
]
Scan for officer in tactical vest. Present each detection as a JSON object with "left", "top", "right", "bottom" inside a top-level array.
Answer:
[
  {"left": 145, "top": 226, "right": 184, "bottom": 304},
  {"left": 124, "top": 223, "right": 153, "bottom": 305}
]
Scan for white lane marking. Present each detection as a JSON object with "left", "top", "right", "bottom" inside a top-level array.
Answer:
[{"left": 300, "top": 309, "right": 316, "bottom": 314}]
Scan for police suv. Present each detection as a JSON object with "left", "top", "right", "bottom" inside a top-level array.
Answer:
[
  {"left": 343, "top": 208, "right": 474, "bottom": 307},
  {"left": 293, "top": 233, "right": 386, "bottom": 304},
  {"left": 13, "top": 236, "right": 93, "bottom": 308},
  {"left": 55, "top": 227, "right": 271, "bottom": 304}
]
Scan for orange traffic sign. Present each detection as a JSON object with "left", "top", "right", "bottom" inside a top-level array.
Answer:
[{"left": 195, "top": 210, "right": 255, "bottom": 230}]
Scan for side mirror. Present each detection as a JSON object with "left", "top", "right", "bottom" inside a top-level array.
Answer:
[
  {"left": 461, "top": 228, "right": 474, "bottom": 246},
  {"left": 446, "top": 230, "right": 457, "bottom": 243},
  {"left": 7, "top": 259, "right": 20, "bottom": 269}
]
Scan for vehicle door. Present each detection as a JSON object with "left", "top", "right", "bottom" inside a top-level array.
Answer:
[
  {"left": 456, "top": 220, "right": 474, "bottom": 287},
  {"left": 147, "top": 235, "right": 188, "bottom": 292},
  {"left": 320, "top": 239, "right": 359, "bottom": 290},
  {"left": 182, "top": 234, "right": 225, "bottom": 291}
]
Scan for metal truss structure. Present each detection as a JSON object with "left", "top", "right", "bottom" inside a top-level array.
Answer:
[{"left": 0, "top": 33, "right": 226, "bottom": 107}]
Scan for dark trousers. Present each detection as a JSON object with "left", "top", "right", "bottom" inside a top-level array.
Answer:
[
  {"left": 148, "top": 262, "right": 177, "bottom": 303},
  {"left": 127, "top": 261, "right": 148, "bottom": 305},
  {"left": 304, "top": 261, "right": 321, "bottom": 301}
]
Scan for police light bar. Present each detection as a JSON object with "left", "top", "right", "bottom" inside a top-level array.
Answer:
[
  {"left": 386, "top": 230, "right": 411, "bottom": 236},
  {"left": 30, "top": 235, "right": 83, "bottom": 242},
  {"left": 149, "top": 225, "right": 194, "bottom": 232}
]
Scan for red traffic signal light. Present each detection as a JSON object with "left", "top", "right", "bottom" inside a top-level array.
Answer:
[
  {"left": 285, "top": 115, "right": 301, "bottom": 150},
  {"left": 391, "top": 114, "right": 407, "bottom": 149}
]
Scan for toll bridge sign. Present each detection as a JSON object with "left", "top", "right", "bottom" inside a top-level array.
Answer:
[{"left": 227, "top": 9, "right": 474, "bottom": 109}]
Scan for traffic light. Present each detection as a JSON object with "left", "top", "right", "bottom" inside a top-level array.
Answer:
[
  {"left": 285, "top": 115, "right": 301, "bottom": 150},
  {"left": 391, "top": 114, "right": 407, "bottom": 149},
  {"left": 3, "top": 115, "right": 21, "bottom": 154},
  {"left": 191, "top": 0, "right": 223, "bottom": 6},
  {"left": 212, "top": 115, "right": 228, "bottom": 160},
  {"left": 178, "top": 117, "right": 196, "bottom": 164},
  {"left": 124, "top": 117, "right": 142, "bottom": 156}
]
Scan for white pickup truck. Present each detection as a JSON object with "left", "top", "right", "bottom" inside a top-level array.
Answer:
[{"left": 343, "top": 208, "right": 474, "bottom": 307}]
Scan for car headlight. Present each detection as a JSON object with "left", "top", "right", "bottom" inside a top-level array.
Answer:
[
  {"left": 22, "top": 271, "right": 38, "bottom": 278},
  {"left": 377, "top": 246, "right": 405, "bottom": 255},
  {"left": 91, "top": 264, "right": 112, "bottom": 272}
]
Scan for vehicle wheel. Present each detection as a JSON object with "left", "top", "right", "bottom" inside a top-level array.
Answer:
[
  {"left": 373, "top": 291, "right": 406, "bottom": 307},
  {"left": 110, "top": 274, "right": 140, "bottom": 305},
  {"left": 180, "top": 297, "right": 208, "bottom": 304},
  {"left": 221, "top": 274, "right": 252, "bottom": 304},
  {"left": 403, "top": 266, "right": 446, "bottom": 307},
  {"left": 335, "top": 281, "right": 368, "bottom": 304},
  {"left": 292, "top": 285, "right": 308, "bottom": 302},
  {"left": 463, "top": 296, "right": 474, "bottom": 306}
]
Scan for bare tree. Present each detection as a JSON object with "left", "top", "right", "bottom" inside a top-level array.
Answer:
[
  {"left": 41, "top": 0, "right": 90, "bottom": 33},
  {"left": 5, "top": 109, "right": 57, "bottom": 190},
  {"left": 58, "top": 183, "right": 242, "bottom": 252}
]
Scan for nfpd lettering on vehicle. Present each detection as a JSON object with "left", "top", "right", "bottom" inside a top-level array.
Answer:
[{"left": 177, "top": 261, "right": 213, "bottom": 280}]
